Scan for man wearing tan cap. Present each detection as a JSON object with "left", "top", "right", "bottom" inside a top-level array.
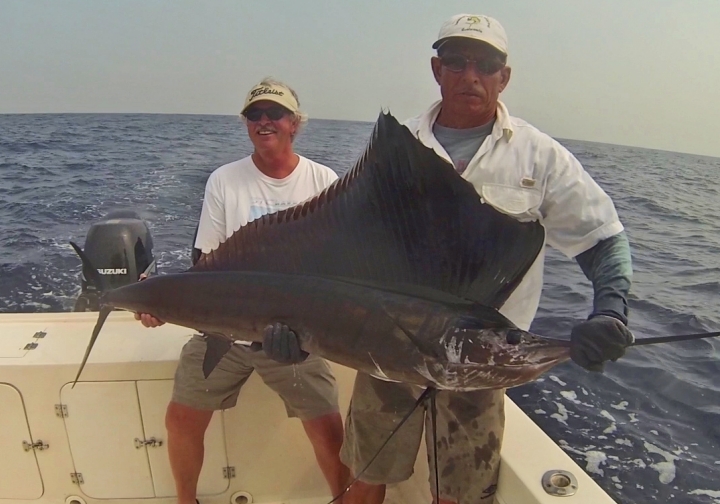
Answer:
[
  {"left": 135, "top": 77, "right": 349, "bottom": 504},
  {"left": 337, "top": 13, "right": 633, "bottom": 504}
]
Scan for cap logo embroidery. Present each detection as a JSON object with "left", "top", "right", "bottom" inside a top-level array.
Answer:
[
  {"left": 456, "top": 15, "right": 491, "bottom": 33},
  {"left": 250, "top": 87, "right": 285, "bottom": 100}
]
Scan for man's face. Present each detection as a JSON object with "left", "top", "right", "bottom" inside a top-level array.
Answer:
[
  {"left": 244, "top": 100, "right": 298, "bottom": 151},
  {"left": 431, "top": 39, "right": 511, "bottom": 127}
]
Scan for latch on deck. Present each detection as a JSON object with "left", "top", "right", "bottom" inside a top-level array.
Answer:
[
  {"left": 22, "top": 440, "right": 49, "bottom": 451},
  {"left": 134, "top": 437, "right": 163, "bottom": 448}
]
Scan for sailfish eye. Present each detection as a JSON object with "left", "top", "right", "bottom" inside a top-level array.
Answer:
[{"left": 506, "top": 329, "right": 523, "bottom": 345}]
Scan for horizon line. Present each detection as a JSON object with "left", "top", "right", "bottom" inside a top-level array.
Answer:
[{"left": 1, "top": 111, "right": 717, "bottom": 160}]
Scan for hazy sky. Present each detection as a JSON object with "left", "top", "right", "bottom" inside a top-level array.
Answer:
[{"left": 2, "top": 0, "right": 719, "bottom": 157}]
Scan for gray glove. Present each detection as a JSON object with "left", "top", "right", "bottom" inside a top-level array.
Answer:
[
  {"left": 570, "top": 315, "right": 634, "bottom": 372},
  {"left": 262, "top": 323, "right": 309, "bottom": 364}
]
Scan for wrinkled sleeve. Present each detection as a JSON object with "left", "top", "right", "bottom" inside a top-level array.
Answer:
[
  {"left": 194, "top": 172, "right": 227, "bottom": 254},
  {"left": 539, "top": 140, "right": 624, "bottom": 258},
  {"left": 575, "top": 231, "right": 633, "bottom": 325}
]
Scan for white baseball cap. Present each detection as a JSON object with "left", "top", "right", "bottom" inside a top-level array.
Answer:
[
  {"left": 241, "top": 82, "right": 300, "bottom": 115},
  {"left": 432, "top": 14, "right": 508, "bottom": 56}
]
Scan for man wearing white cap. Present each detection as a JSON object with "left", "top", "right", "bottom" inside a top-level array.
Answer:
[
  {"left": 339, "top": 14, "right": 634, "bottom": 503},
  {"left": 135, "top": 77, "right": 349, "bottom": 504}
]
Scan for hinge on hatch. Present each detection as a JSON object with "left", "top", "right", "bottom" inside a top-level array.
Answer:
[
  {"left": 70, "top": 473, "right": 84, "bottom": 485},
  {"left": 134, "top": 437, "right": 163, "bottom": 449},
  {"left": 23, "top": 342, "right": 38, "bottom": 350},
  {"left": 22, "top": 440, "right": 49, "bottom": 451},
  {"left": 33, "top": 331, "right": 47, "bottom": 339},
  {"left": 55, "top": 404, "right": 68, "bottom": 417},
  {"left": 223, "top": 466, "right": 236, "bottom": 479}
]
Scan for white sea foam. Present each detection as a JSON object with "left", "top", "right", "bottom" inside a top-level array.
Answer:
[
  {"left": 585, "top": 451, "right": 608, "bottom": 477},
  {"left": 599, "top": 410, "right": 617, "bottom": 434},
  {"left": 603, "top": 423, "right": 617, "bottom": 434},
  {"left": 688, "top": 489, "right": 720, "bottom": 501},
  {"left": 551, "top": 402, "right": 569, "bottom": 425},
  {"left": 632, "top": 459, "right": 647, "bottom": 469},
  {"left": 549, "top": 375, "right": 566, "bottom": 386},
  {"left": 600, "top": 410, "right": 616, "bottom": 422},
  {"left": 644, "top": 441, "right": 678, "bottom": 484},
  {"left": 560, "top": 390, "right": 581, "bottom": 404}
]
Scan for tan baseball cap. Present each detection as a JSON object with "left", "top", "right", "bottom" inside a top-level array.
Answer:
[
  {"left": 432, "top": 14, "right": 508, "bottom": 55},
  {"left": 241, "top": 82, "right": 300, "bottom": 115}
]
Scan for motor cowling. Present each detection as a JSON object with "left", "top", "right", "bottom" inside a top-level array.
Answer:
[{"left": 73, "top": 210, "right": 156, "bottom": 311}]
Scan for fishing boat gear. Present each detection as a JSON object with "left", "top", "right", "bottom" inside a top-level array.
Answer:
[
  {"left": 72, "top": 210, "right": 156, "bottom": 312},
  {"left": 631, "top": 331, "right": 720, "bottom": 345}
]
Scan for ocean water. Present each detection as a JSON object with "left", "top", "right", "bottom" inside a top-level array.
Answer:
[{"left": 1, "top": 113, "right": 719, "bottom": 503}]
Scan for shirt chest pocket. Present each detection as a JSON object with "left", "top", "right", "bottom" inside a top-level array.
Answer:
[{"left": 481, "top": 183, "right": 542, "bottom": 222}]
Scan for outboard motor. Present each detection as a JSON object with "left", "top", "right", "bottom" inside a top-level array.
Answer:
[{"left": 73, "top": 210, "right": 156, "bottom": 312}]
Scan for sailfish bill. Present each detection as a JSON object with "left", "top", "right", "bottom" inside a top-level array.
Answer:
[{"left": 70, "top": 112, "right": 572, "bottom": 390}]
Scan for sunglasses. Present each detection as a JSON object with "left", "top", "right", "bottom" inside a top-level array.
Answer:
[
  {"left": 244, "top": 105, "right": 291, "bottom": 122},
  {"left": 440, "top": 54, "right": 505, "bottom": 76}
]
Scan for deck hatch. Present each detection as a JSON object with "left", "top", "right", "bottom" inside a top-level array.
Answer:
[{"left": 0, "top": 384, "right": 44, "bottom": 499}]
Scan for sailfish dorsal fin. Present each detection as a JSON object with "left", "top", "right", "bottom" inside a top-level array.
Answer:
[{"left": 191, "top": 112, "right": 545, "bottom": 309}]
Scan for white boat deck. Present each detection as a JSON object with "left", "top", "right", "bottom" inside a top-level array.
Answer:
[{"left": 0, "top": 311, "right": 616, "bottom": 504}]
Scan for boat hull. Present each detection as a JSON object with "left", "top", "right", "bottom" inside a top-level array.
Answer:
[{"left": 0, "top": 311, "right": 614, "bottom": 504}]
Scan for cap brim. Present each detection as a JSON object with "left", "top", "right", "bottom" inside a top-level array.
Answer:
[
  {"left": 432, "top": 36, "right": 507, "bottom": 55},
  {"left": 241, "top": 96, "right": 296, "bottom": 115}
]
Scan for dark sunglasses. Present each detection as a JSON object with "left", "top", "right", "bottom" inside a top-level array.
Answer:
[
  {"left": 440, "top": 54, "right": 505, "bottom": 76},
  {"left": 244, "top": 105, "right": 291, "bottom": 122}
]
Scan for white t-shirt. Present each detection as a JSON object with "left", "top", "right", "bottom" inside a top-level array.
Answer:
[
  {"left": 194, "top": 154, "right": 338, "bottom": 254},
  {"left": 404, "top": 101, "right": 624, "bottom": 330}
]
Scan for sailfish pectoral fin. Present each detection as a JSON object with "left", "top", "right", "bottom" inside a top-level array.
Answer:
[{"left": 201, "top": 334, "right": 234, "bottom": 378}]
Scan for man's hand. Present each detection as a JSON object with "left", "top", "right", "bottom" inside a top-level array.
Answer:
[
  {"left": 134, "top": 312, "right": 165, "bottom": 328},
  {"left": 133, "top": 273, "right": 165, "bottom": 327},
  {"left": 262, "top": 323, "right": 309, "bottom": 364},
  {"left": 570, "top": 315, "right": 634, "bottom": 372}
]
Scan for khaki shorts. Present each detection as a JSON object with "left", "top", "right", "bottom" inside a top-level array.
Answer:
[
  {"left": 172, "top": 334, "right": 339, "bottom": 420},
  {"left": 340, "top": 372, "right": 504, "bottom": 503}
]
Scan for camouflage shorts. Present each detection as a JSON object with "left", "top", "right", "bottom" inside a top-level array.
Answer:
[{"left": 340, "top": 372, "right": 505, "bottom": 503}]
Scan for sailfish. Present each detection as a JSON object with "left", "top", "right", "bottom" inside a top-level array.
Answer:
[{"left": 70, "top": 112, "right": 572, "bottom": 391}]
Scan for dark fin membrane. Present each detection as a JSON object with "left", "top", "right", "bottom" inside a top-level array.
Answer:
[
  {"left": 202, "top": 334, "right": 233, "bottom": 378},
  {"left": 191, "top": 112, "right": 545, "bottom": 309},
  {"left": 72, "top": 305, "right": 112, "bottom": 388}
]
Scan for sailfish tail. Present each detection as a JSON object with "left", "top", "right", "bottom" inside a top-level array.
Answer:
[
  {"left": 69, "top": 241, "right": 112, "bottom": 387},
  {"left": 72, "top": 306, "right": 112, "bottom": 388}
]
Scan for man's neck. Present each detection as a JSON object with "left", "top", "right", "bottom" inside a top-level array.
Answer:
[
  {"left": 436, "top": 106, "right": 496, "bottom": 129},
  {"left": 252, "top": 150, "right": 300, "bottom": 179}
]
